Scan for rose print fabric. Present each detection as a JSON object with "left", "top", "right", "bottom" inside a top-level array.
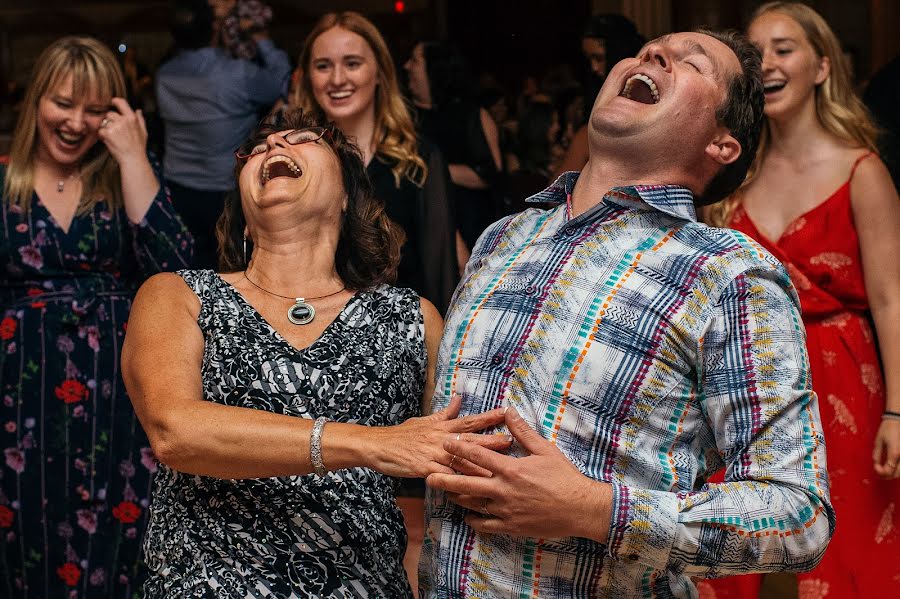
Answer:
[
  {"left": 703, "top": 153, "right": 900, "bottom": 598},
  {"left": 0, "top": 162, "right": 193, "bottom": 598}
]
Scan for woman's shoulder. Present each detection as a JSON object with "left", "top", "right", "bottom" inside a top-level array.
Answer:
[
  {"left": 142, "top": 269, "right": 223, "bottom": 301},
  {"left": 365, "top": 284, "right": 422, "bottom": 309}
]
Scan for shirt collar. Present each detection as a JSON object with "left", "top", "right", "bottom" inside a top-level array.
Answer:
[{"left": 526, "top": 171, "right": 698, "bottom": 222}]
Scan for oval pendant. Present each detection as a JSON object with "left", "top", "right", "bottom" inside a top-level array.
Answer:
[{"left": 287, "top": 300, "right": 315, "bottom": 325}]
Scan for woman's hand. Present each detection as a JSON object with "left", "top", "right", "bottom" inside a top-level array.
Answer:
[
  {"left": 873, "top": 417, "right": 900, "bottom": 479},
  {"left": 98, "top": 97, "right": 149, "bottom": 165},
  {"left": 362, "top": 395, "right": 511, "bottom": 479}
]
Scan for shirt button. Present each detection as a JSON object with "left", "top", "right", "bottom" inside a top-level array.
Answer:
[
  {"left": 524, "top": 284, "right": 537, "bottom": 295},
  {"left": 562, "top": 226, "right": 576, "bottom": 237},
  {"left": 491, "top": 353, "right": 504, "bottom": 365}
]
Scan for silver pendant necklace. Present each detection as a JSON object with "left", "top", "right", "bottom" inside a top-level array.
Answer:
[{"left": 242, "top": 271, "right": 345, "bottom": 325}]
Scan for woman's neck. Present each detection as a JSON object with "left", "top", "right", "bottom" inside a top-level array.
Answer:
[
  {"left": 33, "top": 149, "right": 80, "bottom": 181},
  {"left": 245, "top": 220, "right": 345, "bottom": 294},
  {"left": 245, "top": 249, "right": 343, "bottom": 296},
  {"left": 333, "top": 104, "right": 377, "bottom": 166},
  {"left": 766, "top": 98, "right": 829, "bottom": 158}
]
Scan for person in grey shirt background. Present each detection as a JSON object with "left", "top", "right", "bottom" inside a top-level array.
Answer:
[{"left": 156, "top": 0, "right": 290, "bottom": 269}]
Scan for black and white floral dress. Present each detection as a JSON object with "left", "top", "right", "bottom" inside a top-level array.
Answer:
[{"left": 142, "top": 270, "right": 425, "bottom": 598}]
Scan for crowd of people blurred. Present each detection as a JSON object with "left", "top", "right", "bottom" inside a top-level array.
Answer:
[{"left": 0, "top": 0, "right": 897, "bottom": 597}]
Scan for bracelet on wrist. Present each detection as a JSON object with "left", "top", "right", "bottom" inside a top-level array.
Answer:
[
  {"left": 310, "top": 417, "right": 328, "bottom": 476},
  {"left": 883, "top": 410, "right": 900, "bottom": 421}
]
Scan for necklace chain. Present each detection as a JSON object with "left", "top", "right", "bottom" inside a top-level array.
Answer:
[
  {"left": 56, "top": 169, "right": 80, "bottom": 193},
  {"left": 242, "top": 271, "right": 345, "bottom": 302}
]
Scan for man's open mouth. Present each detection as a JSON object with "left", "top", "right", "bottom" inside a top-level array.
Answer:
[{"left": 620, "top": 74, "right": 659, "bottom": 104}]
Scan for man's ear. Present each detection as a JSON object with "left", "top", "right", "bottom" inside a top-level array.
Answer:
[{"left": 705, "top": 131, "right": 742, "bottom": 166}]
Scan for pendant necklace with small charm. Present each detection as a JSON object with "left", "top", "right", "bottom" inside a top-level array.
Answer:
[{"left": 56, "top": 169, "right": 80, "bottom": 193}]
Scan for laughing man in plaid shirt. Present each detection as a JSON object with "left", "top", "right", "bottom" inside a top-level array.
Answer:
[{"left": 422, "top": 29, "right": 834, "bottom": 598}]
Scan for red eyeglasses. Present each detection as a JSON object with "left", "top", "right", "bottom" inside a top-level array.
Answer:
[{"left": 235, "top": 126, "right": 331, "bottom": 164}]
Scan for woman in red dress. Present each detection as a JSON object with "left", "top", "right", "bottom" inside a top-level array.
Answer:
[{"left": 702, "top": 3, "right": 900, "bottom": 598}]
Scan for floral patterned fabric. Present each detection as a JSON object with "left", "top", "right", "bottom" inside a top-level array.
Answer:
[
  {"left": 0, "top": 163, "right": 193, "bottom": 598},
  {"left": 142, "top": 271, "right": 424, "bottom": 598},
  {"left": 702, "top": 153, "right": 900, "bottom": 598}
]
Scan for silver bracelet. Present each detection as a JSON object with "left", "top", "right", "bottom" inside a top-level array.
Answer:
[
  {"left": 310, "top": 417, "right": 328, "bottom": 476},
  {"left": 884, "top": 411, "right": 900, "bottom": 421}
]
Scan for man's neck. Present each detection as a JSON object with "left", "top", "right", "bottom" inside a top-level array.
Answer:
[{"left": 571, "top": 141, "right": 702, "bottom": 217}]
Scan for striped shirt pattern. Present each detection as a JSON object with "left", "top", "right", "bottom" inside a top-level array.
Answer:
[{"left": 420, "top": 173, "right": 835, "bottom": 598}]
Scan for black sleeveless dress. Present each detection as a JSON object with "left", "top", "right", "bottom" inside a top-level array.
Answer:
[{"left": 142, "top": 270, "right": 425, "bottom": 598}]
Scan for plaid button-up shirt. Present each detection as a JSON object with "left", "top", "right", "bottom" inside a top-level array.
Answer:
[{"left": 420, "top": 173, "right": 834, "bottom": 598}]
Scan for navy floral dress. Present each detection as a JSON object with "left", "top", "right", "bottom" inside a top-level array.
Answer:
[
  {"left": 0, "top": 163, "right": 193, "bottom": 598},
  {"left": 142, "top": 271, "right": 424, "bottom": 598}
]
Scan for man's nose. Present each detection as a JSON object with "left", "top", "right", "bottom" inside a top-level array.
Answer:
[{"left": 642, "top": 43, "right": 671, "bottom": 71}]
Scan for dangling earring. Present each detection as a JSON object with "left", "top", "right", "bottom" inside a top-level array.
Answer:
[{"left": 243, "top": 236, "right": 249, "bottom": 264}]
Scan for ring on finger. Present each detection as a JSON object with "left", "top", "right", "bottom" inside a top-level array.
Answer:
[
  {"left": 100, "top": 117, "right": 110, "bottom": 128},
  {"left": 455, "top": 432, "right": 461, "bottom": 442},
  {"left": 448, "top": 454, "right": 458, "bottom": 470},
  {"left": 480, "top": 497, "right": 490, "bottom": 515}
]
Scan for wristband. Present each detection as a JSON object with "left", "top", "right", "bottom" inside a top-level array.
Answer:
[
  {"left": 883, "top": 411, "right": 900, "bottom": 421},
  {"left": 310, "top": 417, "right": 328, "bottom": 476}
]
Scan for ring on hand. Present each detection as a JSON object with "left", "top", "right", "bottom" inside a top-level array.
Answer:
[
  {"left": 448, "top": 454, "right": 459, "bottom": 470},
  {"left": 480, "top": 498, "right": 490, "bottom": 515},
  {"left": 455, "top": 433, "right": 461, "bottom": 441},
  {"left": 100, "top": 117, "right": 110, "bottom": 128}
]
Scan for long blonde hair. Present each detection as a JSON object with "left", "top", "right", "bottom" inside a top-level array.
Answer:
[
  {"left": 294, "top": 11, "right": 427, "bottom": 188},
  {"left": 3, "top": 36, "right": 126, "bottom": 213},
  {"left": 707, "top": 2, "right": 880, "bottom": 226}
]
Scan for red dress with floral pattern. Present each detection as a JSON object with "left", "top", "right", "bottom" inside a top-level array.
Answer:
[{"left": 701, "top": 154, "right": 900, "bottom": 598}]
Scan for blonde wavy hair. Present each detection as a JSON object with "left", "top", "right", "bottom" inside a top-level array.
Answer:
[
  {"left": 706, "top": 2, "right": 879, "bottom": 226},
  {"left": 3, "top": 36, "right": 126, "bottom": 213},
  {"left": 293, "top": 11, "right": 427, "bottom": 188}
]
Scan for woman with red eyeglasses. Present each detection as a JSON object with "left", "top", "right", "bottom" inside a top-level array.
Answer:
[{"left": 121, "top": 109, "right": 509, "bottom": 598}]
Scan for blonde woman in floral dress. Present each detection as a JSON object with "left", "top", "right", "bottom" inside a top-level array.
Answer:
[{"left": 0, "top": 37, "right": 192, "bottom": 597}]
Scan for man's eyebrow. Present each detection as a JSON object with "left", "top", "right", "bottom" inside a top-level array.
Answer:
[{"left": 681, "top": 39, "right": 721, "bottom": 77}]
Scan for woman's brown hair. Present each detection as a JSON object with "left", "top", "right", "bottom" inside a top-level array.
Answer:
[{"left": 216, "top": 108, "right": 405, "bottom": 289}]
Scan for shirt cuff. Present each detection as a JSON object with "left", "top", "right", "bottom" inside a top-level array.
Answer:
[{"left": 607, "top": 483, "right": 679, "bottom": 570}]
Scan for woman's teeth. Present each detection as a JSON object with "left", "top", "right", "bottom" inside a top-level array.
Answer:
[
  {"left": 329, "top": 91, "right": 353, "bottom": 99},
  {"left": 261, "top": 155, "right": 302, "bottom": 184},
  {"left": 57, "top": 130, "right": 84, "bottom": 145}
]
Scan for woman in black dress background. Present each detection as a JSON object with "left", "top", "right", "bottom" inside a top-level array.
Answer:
[
  {"left": 291, "top": 12, "right": 457, "bottom": 316},
  {"left": 404, "top": 41, "right": 503, "bottom": 251}
]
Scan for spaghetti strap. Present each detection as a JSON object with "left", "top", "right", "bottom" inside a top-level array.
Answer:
[{"left": 849, "top": 151, "right": 875, "bottom": 180}]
